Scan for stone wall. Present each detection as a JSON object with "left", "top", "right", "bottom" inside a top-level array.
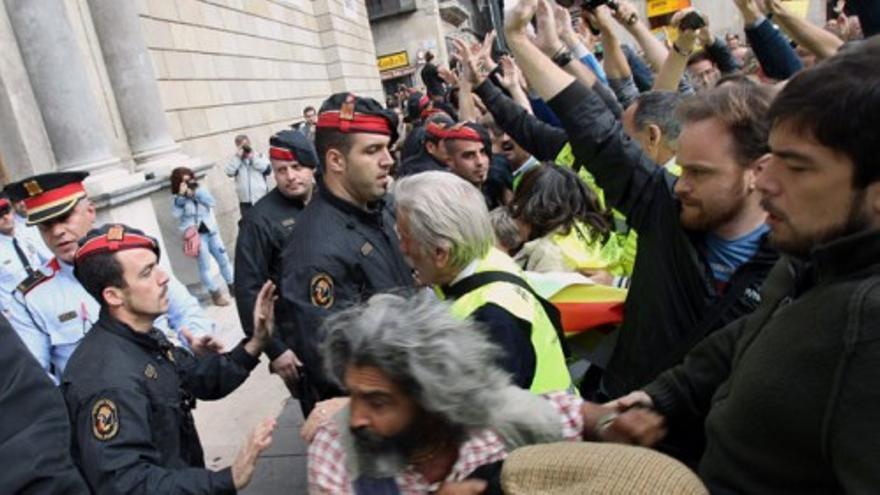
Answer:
[{"left": 136, "top": 0, "right": 384, "bottom": 251}]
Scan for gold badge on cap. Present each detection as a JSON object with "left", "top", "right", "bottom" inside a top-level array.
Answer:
[
  {"left": 310, "top": 273, "right": 334, "bottom": 308},
  {"left": 360, "top": 242, "right": 374, "bottom": 256},
  {"left": 23, "top": 180, "right": 43, "bottom": 197},
  {"left": 91, "top": 399, "right": 119, "bottom": 441},
  {"left": 107, "top": 225, "right": 125, "bottom": 241},
  {"left": 340, "top": 94, "right": 356, "bottom": 121},
  {"left": 144, "top": 363, "right": 158, "bottom": 380}
]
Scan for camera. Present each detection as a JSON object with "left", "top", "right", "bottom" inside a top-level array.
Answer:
[
  {"left": 186, "top": 180, "right": 199, "bottom": 190},
  {"left": 241, "top": 144, "right": 252, "bottom": 155}
]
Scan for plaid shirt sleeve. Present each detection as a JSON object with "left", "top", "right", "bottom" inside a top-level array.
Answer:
[
  {"left": 543, "top": 392, "right": 585, "bottom": 441},
  {"left": 307, "top": 421, "right": 352, "bottom": 494}
]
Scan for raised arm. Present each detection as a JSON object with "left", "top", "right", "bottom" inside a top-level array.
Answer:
[
  {"left": 766, "top": 0, "right": 844, "bottom": 60},
  {"left": 652, "top": 10, "right": 701, "bottom": 92},
  {"left": 613, "top": 0, "right": 669, "bottom": 71}
]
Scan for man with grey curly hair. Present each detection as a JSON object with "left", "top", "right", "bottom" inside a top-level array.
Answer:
[
  {"left": 307, "top": 292, "right": 666, "bottom": 494},
  {"left": 394, "top": 171, "right": 571, "bottom": 393}
]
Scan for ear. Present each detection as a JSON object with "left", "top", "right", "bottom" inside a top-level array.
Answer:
[
  {"left": 325, "top": 149, "right": 346, "bottom": 174},
  {"left": 433, "top": 245, "right": 450, "bottom": 271},
  {"left": 84, "top": 200, "right": 97, "bottom": 219},
  {"left": 102, "top": 286, "right": 125, "bottom": 308},
  {"left": 647, "top": 124, "right": 663, "bottom": 148},
  {"left": 866, "top": 181, "right": 880, "bottom": 227},
  {"left": 748, "top": 154, "right": 772, "bottom": 191}
]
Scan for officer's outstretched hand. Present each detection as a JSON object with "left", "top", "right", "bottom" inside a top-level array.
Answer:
[
  {"left": 246, "top": 281, "right": 277, "bottom": 356},
  {"left": 232, "top": 416, "right": 277, "bottom": 490}
]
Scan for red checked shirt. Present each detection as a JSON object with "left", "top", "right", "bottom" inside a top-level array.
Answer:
[{"left": 308, "top": 392, "right": 585, "bottom": 494}]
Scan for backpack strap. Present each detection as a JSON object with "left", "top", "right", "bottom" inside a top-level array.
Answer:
[{"left": 445, "top": 271, "right": 571, "bottom": 358}]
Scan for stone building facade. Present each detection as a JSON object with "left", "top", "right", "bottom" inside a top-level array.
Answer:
[
  {"left": 0, "top": 0, "right": 383, "bottom": 294},
  {"left": 368, "top": 0, "right": 488, "bottom": 96}
]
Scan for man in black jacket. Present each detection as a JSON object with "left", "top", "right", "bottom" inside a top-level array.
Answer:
[
  {"left": 234, "top": 129, "right": 317, "bottom": 394},
  {"left": 396, "top": 113, "right": 454, "bottom": 177},
  {"left": 0, "top": 314, "right": 88, "bottom": 493},
  {"left": 506, "top": 0, "right": 778, "bottom": 409},
  {"left": 279, "top": 93, "right": 415, "bottom": 415},
  {"left": 63, "top": 224, "right": 277, "bottom": 493}
]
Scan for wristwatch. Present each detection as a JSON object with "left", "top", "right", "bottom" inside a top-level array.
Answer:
[{"left": 551, "top": 46, "right": 574, "bottom": 67}]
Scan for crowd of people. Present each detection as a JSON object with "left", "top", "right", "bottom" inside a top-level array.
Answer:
[{"left": 1, "top": 0, "right": 879, "bottom": 493}]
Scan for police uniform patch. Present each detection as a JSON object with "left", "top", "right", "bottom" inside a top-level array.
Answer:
[
  {"left": 310, "top": 273, "right": 334, "bottom": 308},
  {"left": 144, "top": 363, "right": 158, "bottom": 380},
  {"left": 91, "top": 399, "right": 119, "bottom": 441}
]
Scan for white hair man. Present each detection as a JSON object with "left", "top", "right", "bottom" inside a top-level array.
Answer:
[{"left": 394, "top": 171, "right": 571, "bottom": 393}]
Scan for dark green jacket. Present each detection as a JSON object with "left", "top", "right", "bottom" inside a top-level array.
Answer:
[{"left": 646, "top": 229, "right": 880, "bottom": 493}]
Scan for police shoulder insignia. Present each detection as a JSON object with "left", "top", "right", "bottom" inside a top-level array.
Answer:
[
  {"left": 281, "top": 218, "right": 296, "bottom": 227},
  {"left": 310, "top": 273, "right": 334, "bottom": 308},
  {"left": 92, "top": 398, "right": 119, "bottom": 441},
  {"left": 16, "top": 270, "right": 49, "bottom": 295}
]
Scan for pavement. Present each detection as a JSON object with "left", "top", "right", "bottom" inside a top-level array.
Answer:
[{"left": 193, "top": 301, "right": 308, "bottom": 494}]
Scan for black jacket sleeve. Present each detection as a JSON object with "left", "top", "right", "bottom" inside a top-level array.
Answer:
[
  {"left": 0, "top": 318, "right": 89, "bottom": 494},
  {"left": 472, "top": 303, "right": 537, "bottom": 389},
  {"left": 704, "top": 37, "right": 741, "bottom": 74},
  {"left": 643, "top": 315, "right": 747, "bottom": 420},
  {"left": 234, "top": 214, "right": 288, "bottom": 360},
  {"left": 474, "top": 80, "right": 568, "bottom": 161},
  {"left": 547, "top": 81, "right": 678, "bottom": 232},
  {"left": 179, "top": 342, "right": 260, "bottom": 400},
  {"left": 71, "top": 386, "right": 236, "bottom": 495}
]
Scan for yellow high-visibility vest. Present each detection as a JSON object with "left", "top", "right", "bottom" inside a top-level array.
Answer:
[{"left": 436, "top": 248, "right": 573, "bottom": 394}]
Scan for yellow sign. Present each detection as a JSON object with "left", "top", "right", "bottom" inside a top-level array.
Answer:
[
  {"left": 646, "top": 0, "right": 691, "bottom": 18},
  {"left": 377, "top": 51, "right": 409, "bottom": 72}
]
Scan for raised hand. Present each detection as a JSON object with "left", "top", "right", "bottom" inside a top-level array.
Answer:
[
  {"left": 534, "top": 0, "right": 564, "bottom": 56},
  {"left": 451, "top": 37, "right": 483, "bottom": 86},
  {"left": 232, "top": 417, "right": 277, "bottom": 489},
  {"left": 504, "top": 0, "right": 539, "bottom": 37}
]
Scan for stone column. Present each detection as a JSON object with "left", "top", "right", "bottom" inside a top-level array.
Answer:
[
  {"left": 87, "top": 0, "right": 180, "bottom": 165},
  {"left": 4, "top": 0, "right": 120, "bottom": 172}
]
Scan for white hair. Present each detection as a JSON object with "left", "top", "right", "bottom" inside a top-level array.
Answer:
[
  {"left": 321, "top": 292, "right": 511, "bottom": 428},
  {"left": 393, "top": 171, "right": 493, "bottom": 271}
]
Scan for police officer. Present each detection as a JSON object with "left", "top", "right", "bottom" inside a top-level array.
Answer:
[
  {"left": 1, "top": 314, "right": 88, "bottom": 492},
  {"left": 63, "top": 224, "right": 276, "bottom": 493},
  {"left": 234, "top": 129, "right": 317, "bottom": 391},
  {"left": 396, "top": 113, "right": 454, "bottom": 177},
  {"left": 0, "top": 193, "right": 51, "bottom": 314},
  {"left": 280, "top": 93, "right": 415, "bottom": 414},
  {"left": 4, "top": 172, "right": 214, "bottom": 381}
]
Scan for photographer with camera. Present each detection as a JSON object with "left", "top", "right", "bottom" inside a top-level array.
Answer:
[
  {"left": 171, "top": 167, "right": 235, "bottom": 307},
  {"left": 224, "top": 134, "right": 271, "bottom": 218}
]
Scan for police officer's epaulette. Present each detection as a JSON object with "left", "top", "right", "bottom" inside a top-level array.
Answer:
[{"left": 17, "top": 269, "right": 51, "bottom": 295}]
